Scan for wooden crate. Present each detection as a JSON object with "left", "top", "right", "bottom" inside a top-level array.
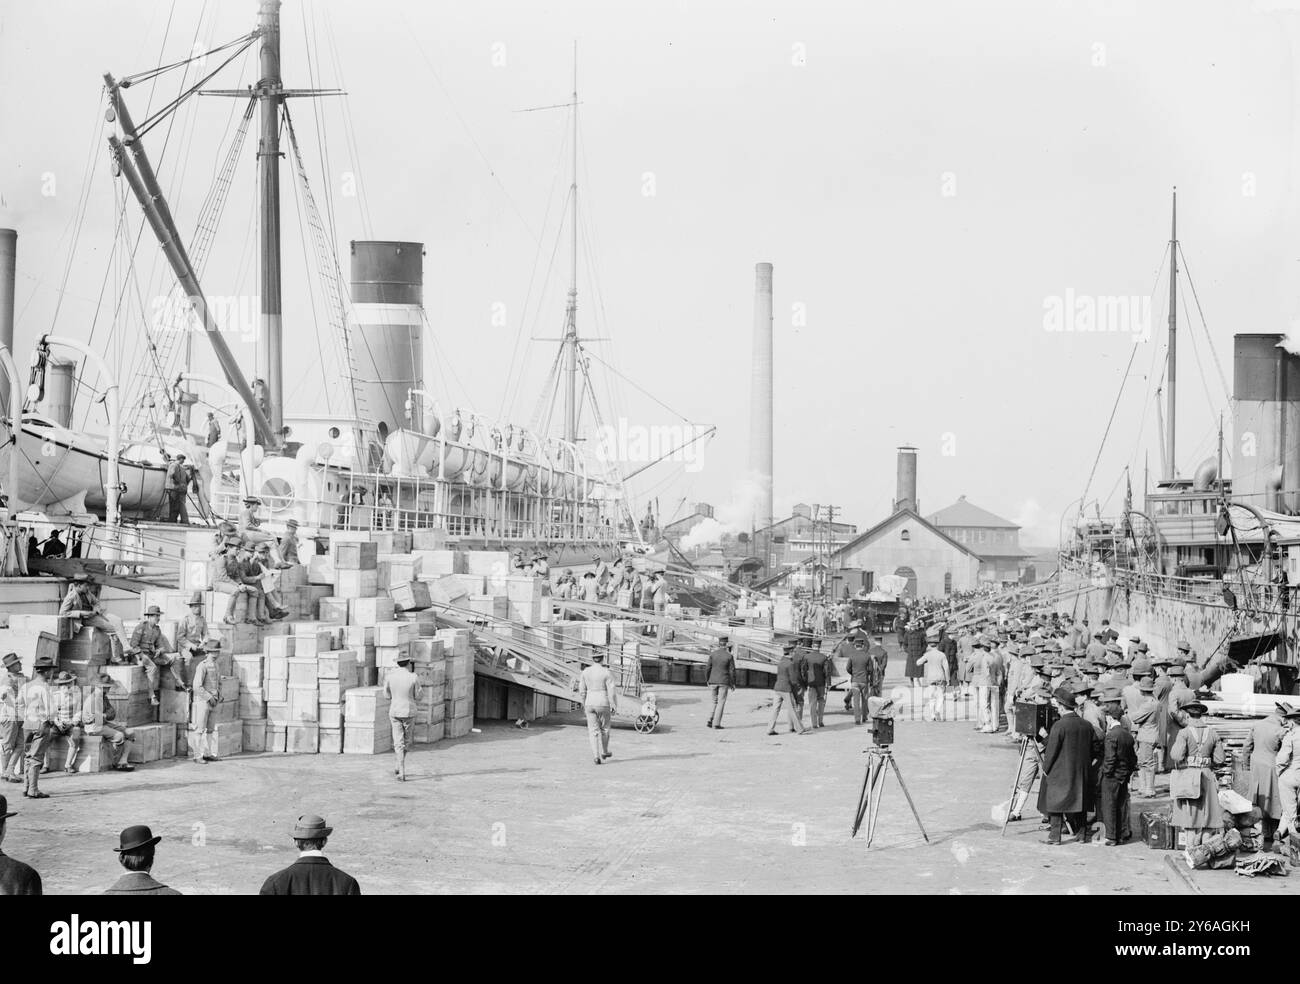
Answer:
[
  {"left": 343, "top": 724, "right": 393, "bottom": 754},
  {"left": 46, "top": 735, "right": 114, "bottom": 773},
  {"left": 287, "top": 657, "right": 319, "bottom": 687},
  {"left": 375, "top": 621, "right": 416, "bottom": 646},
  {"left": 319, "top": 727, "right": 342, "bottom": 754},
  {"left": 125, "top": 723, "right": 175, "bottom": 763},
  {"left": 288, "top": 685, "right": 319, "bottom": 722},
  {"left": 292, "top": 631, "right": 334, "bottom": 657},
  {"left": 159, "top": 688, "right": 190, "bottom": 724},
  {"left": 233, "top": 655, "right": 264, "bottom": 688},
  {"left": 318, "top": 703, "right": 343, "bottom": 729},
  {"left": 332, "top": 540, "right": 379, "bottom": 570},
  {"left": 265, "top": 723, "right": 288, "bottom": 753},
  {"left": 238, "top": 687, "right": 266, "bottom": 720},
  {"left": 389, "top": 580, "right": 432, "bottom": 612},
  {"left": 265, "top": 678, "right": 288, "bottom": 702},
  {"left": 350, "top": 597, "right": 396, "bottom": 626},
  {"left": 242, "top": 720, "right": 267, "bottom": 753},
  {"left": 265, "top": 700, "right": 290, "bottom": 724},
  {"left": 317, "top": 650, "right": 358, "bottom": 679},
  {"left": 318, "top": 597, "right": 350, "bottom": 623},
  {"left": 218, "top": 675, "right": 240, "bottom": 701},
  {"left": 334, "top": 570, "right": 379, "bottom": 600},
  {"left": 264, "top": 635, "right": 297, "bottom": 659},
  {"left": 343, "top": 686, "right": 390, "bottom": 724},
  {"left": 286, "top": 723, "right": 319, "bottom": 753}
]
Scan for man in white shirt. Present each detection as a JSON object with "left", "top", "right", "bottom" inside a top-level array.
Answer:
[
  {"left": 577, "top": 652, "right": 618, "bottom": 766},
  {"left": 383, "top": 654, "right": 423, "bottom": 782}
]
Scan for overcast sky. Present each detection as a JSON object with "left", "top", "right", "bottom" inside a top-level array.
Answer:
[{"left": 4, "top": 0, "right": 1300, "bottom": 546}]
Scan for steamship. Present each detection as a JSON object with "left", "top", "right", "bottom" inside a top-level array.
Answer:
[
  {"left": 1056, "top": 194, "right": 1299, "bottom": 693},
  {"left": 0, "top": 0, "right": 652, "bottom": 586}
]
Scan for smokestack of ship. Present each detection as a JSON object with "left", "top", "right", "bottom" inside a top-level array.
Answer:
[
  {"left": 350, "top": 241, "right": 425, "bottom": 441},
  {"left": 894, "top": 445, "right": 918, "bottom": 513},
  {"left": 0, "top": 229, "right": 15, "bottom": 413},
  {"left": 1232, "top": 334, "right": 1300, "bottom": 513},
  {"left": 749, "top": 262, "right": 774, "bottom": 538}
]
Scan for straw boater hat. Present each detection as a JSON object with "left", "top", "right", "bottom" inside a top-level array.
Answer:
[{"left": 52, "top": 671, "right": 75, "bottom": 686}]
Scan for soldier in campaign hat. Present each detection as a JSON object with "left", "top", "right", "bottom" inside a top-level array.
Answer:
[
  {"left": 189, "top": 640, "right": 224, "bottom": 765},
  {"left": 58, "top": 572, "right": 129, "bottom": 662},
  {"left": 1098, "top": 685, "right": 1137, "bottom": 845},
  {"left": 0, "top": 652, "right": 26, "bottom": 784}
]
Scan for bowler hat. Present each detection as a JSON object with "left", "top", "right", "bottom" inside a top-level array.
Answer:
[
  {"left": 1, "top": 652, "right": 19, "bottom": 672},
  {"left": 0, "top": 794, "right": 16, "bottom": 819},
  {"left": 1052, "top": 685, "right": 1077, "bottom": 709},
  {"left": 114, "top": 824, "right": 161, "bottom": 853},
  {"left": 291, "top": 814, "right": 333, "bottom": 840},
  {"left": 144, "top": 604, "right": 162, "bottom": 616}
]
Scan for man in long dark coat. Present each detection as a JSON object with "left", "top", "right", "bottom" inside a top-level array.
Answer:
[{"left": 1037, "top": 685, "right": 1102, "bottom": 845}]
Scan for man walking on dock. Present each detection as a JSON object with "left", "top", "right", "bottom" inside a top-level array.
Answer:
[
  {"left": 383, "top": 652, "right": 422, "bottom": 782},
  {"left": 578, "top": 652, "right": 618, "bottom": 765},
  {"left": 705, "top": 636, "right": 736, "bottom": 729}
]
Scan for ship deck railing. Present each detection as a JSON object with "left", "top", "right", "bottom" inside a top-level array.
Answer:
[{"left": 1058, "top": 554, "right": 1290, "bottom": 614}]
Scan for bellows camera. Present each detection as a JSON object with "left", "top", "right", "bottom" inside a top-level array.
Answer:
[
  {"left": 869, "top": 715, "right": 894, "bottom": 747},
  {"left": 1013, "top": 701, "right": 1058, "bottom": 736}
]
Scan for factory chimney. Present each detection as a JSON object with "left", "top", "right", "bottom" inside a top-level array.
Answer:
[
  {"left": 749, "top": 262, "right": 774, "bottom": 541},
  {"left": 894, "top": 445, "right": 918, "bottom": 513},
  {"left": 0, "top": 229, "right": 15, "bottom": 412}
]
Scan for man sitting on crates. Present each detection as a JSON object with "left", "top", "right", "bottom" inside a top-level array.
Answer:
[
  {"left": 129, "top": 605, "right": 188, "bottom": 707},
  {"left": 58, "top": 573, "right": 128, "bottom": 663}
]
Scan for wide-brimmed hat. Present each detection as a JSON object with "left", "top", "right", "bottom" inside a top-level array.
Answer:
[
  {"left": 242, "top": 496, "right": 261, "bottom": 505},
  {"left": 96, "top": 672, "right": 115, "bottom": 687},
  {"left": 292, "top": 814, "right": 333, "bottom": 839},
  {"left": 188, "top": 591, "right": 204, "bottom": 607},
  {"left": 1176, "top": 640, "right": 1191, "bottom": 652},
  {"left": 1112, "top": 656, "right": 1132, "bottom": 669},
  {"left": 1, "top": 652, "right": 20, "bottom": 672},
  {"left": 33, "top": 654, "right": 56, "bottom": 670},
  {"left": 0, "top": 794, "right": 16, "bottom": 819},
  {"left": 72, "top": 572, "right": 92, "bottom": 582},
  {"left": 114, "top": 825, "right": 161, "bottom": 853},
  {"left": 143, "top": 605, "right": 162, "bottom": 616},
  {"left": 1182, "top": 700, "right": 1208, "bottom": 716},
  {"left": 203, "top": 639, "right": 222, "bottom": 652},
  {"left": 1071, "top": 679, "right": 1094, "bottom": 696},
  {"left": 52, "top": 671, "right": 75, "bottom": 686},
  {"left": 1136, "top": 642, "right": 1149, "bottom": 653},
  {"left": 1138, "top": 677, "right": 1155, "bottom": 693},
  {"left": 395, "top": 653, "right": 413, "bottom": 665},
  {"left": 285, "top": 519, "right": 299, "bottom": 528},
  {"left": 1028, "top": 653, "right": 1046, "bottom": 669},
  {"left": 1100, "top": 686, "right": 1125, "bottom": 704},
  {"left": 1053, "top": 685, "right": 1077, "bottom": 709}
]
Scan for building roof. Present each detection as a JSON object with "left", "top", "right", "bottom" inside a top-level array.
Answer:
[
  {"left": 829, "top": 508, "right": 982, "bottom": 562},
  {"left": 927, "top": 496, "right": 1019, "bottom": 530}
]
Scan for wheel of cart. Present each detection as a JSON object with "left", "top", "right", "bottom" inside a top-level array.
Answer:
[{"left": 633, "top": 711, "right": 660, "bottom": 734}]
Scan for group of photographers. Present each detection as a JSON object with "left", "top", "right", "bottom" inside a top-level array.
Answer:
[{"left": 899, "top": 610, "right": 1300, "bottom": 850}]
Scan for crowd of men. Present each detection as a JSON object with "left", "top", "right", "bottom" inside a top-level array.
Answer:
[
  {"left": 0, "top": 804, "right": 361, "bottom": 895},
  {"left": 893, "top": 608, "right": 1300, "bottom": 849}
]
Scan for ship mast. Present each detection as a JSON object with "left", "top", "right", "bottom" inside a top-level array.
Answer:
[
  {"left": 257, "top": 0, "right": 285, "bottom": 440},
  {"left": 1165, "top": 186, "right": 1178, "bottom": 480},
  {"left": 562, "top": 43, "right": 579, "bottom": 444}
]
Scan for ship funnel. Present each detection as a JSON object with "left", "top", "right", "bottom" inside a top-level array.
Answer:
[
  {"left": 1231, "top": 334, "right": 1300, "bottom": 512},
  {"left": 349, "top": 240, "right": 425, "bottom": 443},
  {"left": 0, "top": 229, "right": 15, "bottom": 412},
  {"left": 894, "top": 445, "right": 918, "bottom": 513}
]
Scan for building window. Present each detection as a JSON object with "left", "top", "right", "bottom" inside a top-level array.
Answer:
[
  {"left": 978, "top": 530, "right": 986, "bottom": 544},
  {"left": 900, "top": 529, "right": 910, "bottom": 541},
  {"left": 944, "top": 572, "right": 952, "bottom": 595}
]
